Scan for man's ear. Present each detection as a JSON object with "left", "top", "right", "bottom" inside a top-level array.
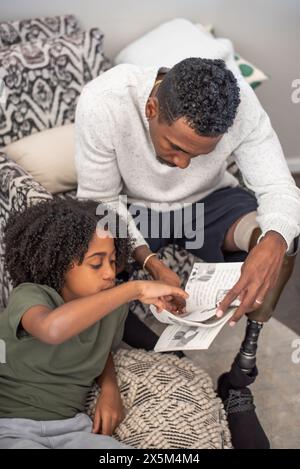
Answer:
[{"left": 145, "top": 96, "right": 159, "bottom": 120}]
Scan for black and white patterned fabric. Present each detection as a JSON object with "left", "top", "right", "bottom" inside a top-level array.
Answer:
[
  {"left": 0, "top": 15, "right": 81, "bottom": 48},
  {"left": 0, "top": 28, "right": 111, "bottom": 147},
  {"left": 86, "top": 349, "right": 232, "bottom": 449},
  {"left": 0, "top": 153, "right": 52, "bottom": 309}
]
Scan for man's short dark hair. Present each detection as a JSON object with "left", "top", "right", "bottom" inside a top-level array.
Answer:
[{"left": 156, "top": 57, "right": 240, "bottom": 136}]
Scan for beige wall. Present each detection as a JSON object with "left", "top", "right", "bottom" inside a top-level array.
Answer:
[{"left": 1, "top": 0, "right": 300, "bottom": 162}]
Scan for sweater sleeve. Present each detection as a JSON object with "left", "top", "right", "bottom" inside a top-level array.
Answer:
[
  {"left": 233, "top": 90, "right": 300, "bottom": 249},
  {"left": 74, "top": 87, "right": 148, "bottom": 250}
]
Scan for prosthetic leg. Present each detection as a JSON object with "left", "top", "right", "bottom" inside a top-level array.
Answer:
[
  {"left": 235, "top": 228, "right": 297, "bottom": 373},
  {"left": 218, "top": 228, "right": 297, "bottom": 448}
]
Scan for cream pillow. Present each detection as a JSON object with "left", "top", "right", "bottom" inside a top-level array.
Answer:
[
  {"left": 114, "top": 18, "right": 241, "bottom": 77},
  {"left": 3, "top": 124, "right": 77, "bottom": 194}
]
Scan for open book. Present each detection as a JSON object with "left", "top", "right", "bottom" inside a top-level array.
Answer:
[{"left": 150, "top": 262, "right": 243, "bottom": 352}]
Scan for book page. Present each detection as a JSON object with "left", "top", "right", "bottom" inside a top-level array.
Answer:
[
  {"left": 154, "top": 309, "right": 235, "bottom": 351},
  {"left": 184, "top": 262, "right": 242, "bottom": 322},
  {"left": 149, "top": 304, "right": 175, "bottom": 325},
  {"left": 149, "top": 261, "right": 242, "bottom": 328},
  {"left": 150, "top": 304, "right": 234, "bottom": 328}
]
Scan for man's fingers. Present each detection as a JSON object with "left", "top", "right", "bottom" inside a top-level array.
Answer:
[
  {"left": 238, "top": 290, "right": 247, "bottom": 304},
  {"left": 230, "top": 304, "right": 248, "bottom": 325},
  {"left": 250, "top": 282, "right": 270, "bottom": 310},
  {"left": 229, "top": 285, "right": 265, "bottom": 325},
  {"left": 217, "top": 282, "right": 244, "bottom": 316}
]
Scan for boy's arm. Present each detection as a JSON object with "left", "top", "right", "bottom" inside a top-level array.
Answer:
[
  {"left": 21, "top": 281, "right": 188, "bottom": 345},
  {"left": 96, "top": 353, "right": 118, "bottom": 391},
  {"left": 21, "top": 282, "right": 138, "bottom": 345},
  {"left": 93, "top": 353, "right": 124, "bottom": 435}
]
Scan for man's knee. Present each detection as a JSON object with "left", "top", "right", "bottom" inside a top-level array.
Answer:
[
  {"left": 247, "top": 241, "right": 297, "bottom": 322},
  {"left": 223, "top": 211, "right": 259, "bottom": 252}
]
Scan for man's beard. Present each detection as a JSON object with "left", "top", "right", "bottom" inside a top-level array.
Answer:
[{"left": 156, "top": 155, "right": 176, "bottom": 167}]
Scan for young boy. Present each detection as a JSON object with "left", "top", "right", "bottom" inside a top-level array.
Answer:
[{"left": 0, "top": 198, "right": 187, "bottom": 449}]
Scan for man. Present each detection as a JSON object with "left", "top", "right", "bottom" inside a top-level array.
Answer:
[{"left": 75, "top": 58, "right": 300, "bottom": 448}]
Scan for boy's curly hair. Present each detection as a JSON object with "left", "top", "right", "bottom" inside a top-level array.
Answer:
[
  {"left": 157, "top": 57, "right": 240, "bottom": 136},
  {"left": 3, "top": 197, "right": 134, "bottom": 293}
]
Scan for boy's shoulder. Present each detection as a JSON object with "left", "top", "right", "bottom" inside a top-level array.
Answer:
[
  {"left": 10, "top": 281, "right": 62, "bottom": 298},
  {"left": 4, "top": 282, "right": 64, "bottom": 315},
  {"left": 0, "top": 283, "right": 63, "bottom": 340}
]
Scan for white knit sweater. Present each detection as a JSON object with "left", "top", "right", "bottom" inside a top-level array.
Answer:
[{"left": 75, "top": 64, "right": 300, "bottom": 249}]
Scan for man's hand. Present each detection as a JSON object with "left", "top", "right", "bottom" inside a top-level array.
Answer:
[
  {"left": 217, "top": 231, "right": 287, "bottom": 325},
  {"left": 133, "top": 245, "right": 187, "bottom": 314}
]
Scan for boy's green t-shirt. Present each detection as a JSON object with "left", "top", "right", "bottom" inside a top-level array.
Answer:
[{"left": 0, "top": 282, "right": 128, "bottom": 421}]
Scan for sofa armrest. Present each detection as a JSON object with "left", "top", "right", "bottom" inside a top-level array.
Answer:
[
  {"left": 0, "top": 152, "right": 52, "bottom": 309},
  {"left": 0, "top": 152, "right": 52, "bottom": 210}
]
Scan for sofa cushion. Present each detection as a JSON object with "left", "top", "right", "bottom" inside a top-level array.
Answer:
[
  {"left": 115, "top": 18, "right": 268, "bottom": 89},
  {"left": 114, "top": 18, "right": 241, "bottom": 76},
  {"left": 196, "top": 23, "right": 268, "bottom": 89},
  {"left": 234, "top": 53, "right": 268, "bottom": 89},
  {"left": 0, "top": 14, "right": 81, "bottom": 49},
  {"left": 0, "top": 28, "right": 111, "bottom": 147},
  {"left": 3, "top": 124, "right": 77, "bottom": 194},
  {"left": 86, "top": 348, "right": 232, "bottom": 449}
]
